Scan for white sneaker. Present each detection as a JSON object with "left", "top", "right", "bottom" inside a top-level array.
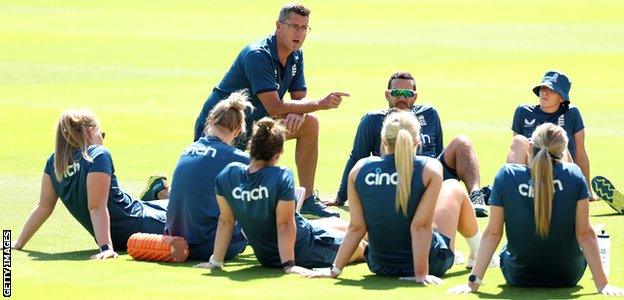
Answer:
[
  {"left": 454, "top": 251, "right": 466, "bottom": 265},
  {"left": 466, "top": 254, "right": 499, "bottom": 269}
]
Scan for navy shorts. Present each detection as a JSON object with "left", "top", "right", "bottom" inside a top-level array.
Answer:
[
  {"left": 437, "top": 151, "right": 459, "bottom": 181},
  {"left": 112, "top": 200, "right": 168, "bottom": 250},
  {"left": 299, "top": 226, "right": 344, "bottom": 268},
  {"left": 187, "top": 223, "right": 248, "bottom": 261},
  {"left": 365, "top": 231, "right": 454, "bottom": 277},
  {"left": 499, "top": 247, "right": 586, "bottom": 287}
]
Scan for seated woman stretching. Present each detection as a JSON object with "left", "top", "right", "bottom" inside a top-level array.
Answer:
[
  {"left": 196, "top": 118, "right": 365, "bottom": 274},
  {"left": 165, "top": 92, "right": 252, "bottom": 260},
  {"left": 309, "top": 111, "right": 484, "bottom": 284},
  {"left": 450, "top": 123, "right": 623, "bottom": 296},
  {"left": 12, "top": 109, "right": 170, "bottom": 259}
]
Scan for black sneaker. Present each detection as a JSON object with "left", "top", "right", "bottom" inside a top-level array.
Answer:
[
  {"left": 140, "top": 174, "right": 168, "bottom": 201},
  {"left": 469, "top": 189, "right": 489, "bottom": 218},
  {"left": 300, "top": 192, "right": 340, "bottom": 219}
]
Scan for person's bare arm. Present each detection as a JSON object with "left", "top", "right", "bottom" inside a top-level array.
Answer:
[
  {"left": 257, "top": 90, "right": 349, "bottom": 117},
  {"left": 87, "top": 172, "right": 118, "bottom": 259},
  {"left": 12, "top": 173, "right": 59, "bottom": 249}
]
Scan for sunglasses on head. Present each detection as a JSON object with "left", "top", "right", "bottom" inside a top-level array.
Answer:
[{"left": 390, "top": 89, "right": 415, "bottom": 98}]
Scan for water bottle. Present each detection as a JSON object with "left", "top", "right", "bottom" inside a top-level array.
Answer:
[{"left": 597, "top": 229, "right": 610, "bottom": 277}]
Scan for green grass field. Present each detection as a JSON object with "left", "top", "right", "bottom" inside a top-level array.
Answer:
[{"left": 2, "top": 0, "right": 624, "bottom": 299}]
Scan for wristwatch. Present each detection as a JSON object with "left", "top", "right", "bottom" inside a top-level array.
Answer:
[
  {"left": 468, "top": 274, "right": 483, "bottom": 285},
  {"left": 99, "top": 244, "right": 112, "bottom": 253}
]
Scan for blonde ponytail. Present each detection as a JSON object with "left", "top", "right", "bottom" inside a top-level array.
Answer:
[
  {"left": 54, "top": 110, "right": 98, "bottom": 181},
  {"left": 205, "top": 90, "right": 254, "bottom": 136},
  {"left": 381, "top": 111, "right": 421, "bottom": 216},
  {"left": 529, "top": 123, "right": 568, "bottom": 238},
  {"left": 395, "top": 129, "right": 415, "bottom": 215}
]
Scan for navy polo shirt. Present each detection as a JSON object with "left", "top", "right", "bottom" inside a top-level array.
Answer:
[
  {"left": 165, "top": 136, "right": 250, "bottom": 245},
  {"left": 215, "top": 163, "right": 316, "bottom": 268},
  {"left": 194, "top": 34, "right": 307, "bottom": 142},
  {"left": 511, "top": 104, "right": 585, "bottom": 158},
  {"left": 490, "top": 163, "right": 589, "bottom": 286},
  {"left": 354, "top": 155, "right": 431, "bottom": 271},
  {"left": 44, "top": 145, "right": 167, "bottom": 249},
  {"left": 336, "top": 104, "right": 444, "bottom": 201}
]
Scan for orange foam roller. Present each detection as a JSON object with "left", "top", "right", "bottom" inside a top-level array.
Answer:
[{"left": 127, "top": 233, "right": 189, "bottom": 263}]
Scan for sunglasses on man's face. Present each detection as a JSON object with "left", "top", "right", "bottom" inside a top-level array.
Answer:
[{"left": 390, "top": 89, "right": 416, "bottom": 98}]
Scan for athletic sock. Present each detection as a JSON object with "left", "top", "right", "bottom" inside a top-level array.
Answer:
[{"left": 465, "top": 230, "right": 482, "bottom": 259}]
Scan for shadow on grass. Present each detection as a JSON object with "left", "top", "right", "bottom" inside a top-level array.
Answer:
[
  {"left": 443, "top": 268, "right": 470, "bottom": 278},
  {"left": 477, "top": 284, "right": 593, "bottom": 299},
  {"left": 334, "top": 274, "right": 427, "bottom": 290},
  {"left": 122, "top": 252, "right": 259, "bottom": 269},
  {"left": 591, "top": 212, "right": 621, "bottom": 217},
  {"left": 201, "top": 265, "right": 284, "bottom": 281},
  {"left": 21, "top": 249, "right": 97, "bottom": 261}
]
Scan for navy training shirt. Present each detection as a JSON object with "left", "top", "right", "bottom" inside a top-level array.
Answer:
[
  {"left": 194, "top": 34, "right": 307, "bottom": 142},
  {"left": 511, "top": 104, "right": 584, "bottom": 158},
  {"left": 490, "top": 162, "right": 589, "bottom": 286},
  {"left": 215, "top": 162, "right": 316, "bottom": 267},
  {"left": 166, "top": 136, "right": 250, "bottom": 245},
  {"left": 354, "top": 155, "right": 431, "bottom": 270},
  {"left": 44, "top": 145, "right": 166, "bottom": 248},
  {"left": 337, "top": 104, "right": 443, "bottom": 200}
]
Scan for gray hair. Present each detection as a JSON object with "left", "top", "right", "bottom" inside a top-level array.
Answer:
[{"left": 278, "top": 3, "right": 310, "bottom": 22}]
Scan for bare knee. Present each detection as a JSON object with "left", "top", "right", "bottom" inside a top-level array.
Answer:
[
  {"left": 507, "top": 135, "right": 529, "bottom": 163},
  {"left": 445, "top": 135, "right": 474, "bottom": 162},
  {"left": 510, "top": 135, "right": 529, "bottom": 150},
  {"left": 298, "top": 113, "right": 319, "bottom": 137},
  {"left": 440, "top": 179, "right": 464, "bottom": 205},
  {"left": 450, "top": 135, "right": 472, "bottom": 149}
]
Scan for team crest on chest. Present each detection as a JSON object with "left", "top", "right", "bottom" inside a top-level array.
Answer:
[
  {"left": 418, "top": 115, "right": 427, "bottom": 126},
  {"left": 524, "top": 118, "right": 536, "bottom": 127},
  {"left": 558, "top": 115, "right": 565, "bottom": 126}
]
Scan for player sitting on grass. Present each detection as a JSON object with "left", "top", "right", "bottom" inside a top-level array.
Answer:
[
  {"left": 449, "top": 123, "right": 624, "bottom": 296},
  {"left": 327, "top": 71, "right": 490, "bottom": 217},
  {"left": 165, "top": 92, "right": 253, "bottom": 261},
  {"left": 507, "top": 70, "right": 597, "bottom": 201},
  {"left": 195, "top": 118, "right": 366, "bottom": 274},
  {"left": 309, "top": 111, "right": 492, "bottom": 283},
  {"left": 12, "top": 109, "right": 172, "bottom": 259}
]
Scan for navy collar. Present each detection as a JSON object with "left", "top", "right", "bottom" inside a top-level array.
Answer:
[{"left": 268, "top": 34, "right": 298, "bottom": 66}]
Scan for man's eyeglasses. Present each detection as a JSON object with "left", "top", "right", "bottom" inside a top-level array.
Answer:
[
  {"left": 390, "top": 89, "right": 416, "bottom": 98},
  {"left": 280, "top": 22, "right": 311, "bottom": 33}
]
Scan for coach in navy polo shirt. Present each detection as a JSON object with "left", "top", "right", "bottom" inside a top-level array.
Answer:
[{"left": 193, "top": 3, "right": 347, "bottom": 218}]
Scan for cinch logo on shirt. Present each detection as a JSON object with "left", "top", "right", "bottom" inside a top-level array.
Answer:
[
  {"left": 524, "top": 119, "right": 536, "bottom": 127},
  {"left": 518, "top": 179, "right": 563, "bottom": 197},
  {"left": 365, "top": 168, "right": 398, "bottom": 186},
  {"left": 291, "top": 65, "right": 297, "bottom": 77},
  {"left": 420, "top": 134, "right": 431, "bottom": 145},
  {"left": 232, "top": 185, "right": 269, "bottom": 202},
  {"left": 182, "top": 144, "right": 217, "bottom": 157},
  {"left": 64, "top": 161, "right": 80, "bottom": 178}
]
